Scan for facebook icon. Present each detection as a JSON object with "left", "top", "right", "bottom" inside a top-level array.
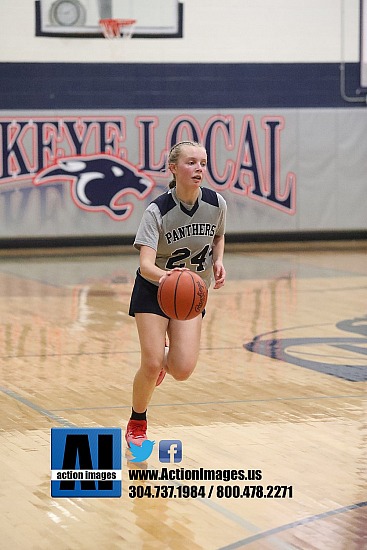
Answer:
[{"left": 159, "top": 440, "right": 182, "bottom": 463}]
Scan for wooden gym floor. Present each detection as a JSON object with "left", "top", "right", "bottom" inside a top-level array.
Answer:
[{"left": 1, "top": 242, "right": 366, "bottom": 549}]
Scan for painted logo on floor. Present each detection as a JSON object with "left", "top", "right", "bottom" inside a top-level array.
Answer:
[{"left": 244, "top": 316, "right": 367, "bottom": 382}]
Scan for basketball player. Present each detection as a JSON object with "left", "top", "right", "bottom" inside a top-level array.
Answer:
[{"left": 126, "top": 141, "right": 226, "bottom": 447}]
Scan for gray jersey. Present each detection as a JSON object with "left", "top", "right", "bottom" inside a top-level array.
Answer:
[{"left": 134, "top": 186, "right": 226, "bottom": 288}]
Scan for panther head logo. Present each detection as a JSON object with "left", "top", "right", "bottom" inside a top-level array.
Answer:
[{"left": 33, "top": 154, "right": 155, "bottom": 220}]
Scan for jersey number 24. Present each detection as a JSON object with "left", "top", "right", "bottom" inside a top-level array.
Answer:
[{"left": 166, "top": 245, "right": 211, "bottom": 272}]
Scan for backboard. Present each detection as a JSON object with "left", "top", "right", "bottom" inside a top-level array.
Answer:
[{"left": 35, "top": 0, "right": 183, "bottom": 38}]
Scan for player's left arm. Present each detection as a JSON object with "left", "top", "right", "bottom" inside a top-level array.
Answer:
[{"left": 212, "top": 234, "right": 226, "bottom": 289}]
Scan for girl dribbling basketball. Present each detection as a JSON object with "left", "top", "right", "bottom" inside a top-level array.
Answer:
[{"left": 126, "top": 141, "right": 227, "bottom": 448}]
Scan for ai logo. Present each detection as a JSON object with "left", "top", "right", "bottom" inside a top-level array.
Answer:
[{"left": 51, "top": 428, "right": 122, "bottom": 498}]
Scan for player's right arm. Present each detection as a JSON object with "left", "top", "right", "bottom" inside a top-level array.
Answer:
[
  {"left": 139, "top": 245, "right": 167, "bottom": 284},
  {"left": 136, "top": 207, "right": 190, "bottom": 284},
  {"left": 140, "top": 245, "right": 188, "bottom": 285}
]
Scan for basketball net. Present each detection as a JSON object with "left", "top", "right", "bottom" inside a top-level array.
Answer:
[{"left": 99, "top": 18, "right": 136, "bottom": 40}]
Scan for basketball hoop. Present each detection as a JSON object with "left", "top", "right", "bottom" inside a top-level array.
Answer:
[{"left": 99, "top": 18, "right": 137, "bottom": 40}]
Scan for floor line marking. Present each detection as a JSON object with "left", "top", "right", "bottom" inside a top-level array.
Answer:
[
  {"left": 217, "top": 500, "right": 367, "bottom": 549},
  {"left": 0, "top": 386, "right": 74, "bottom": 427},
  {"left": 50, "top": 393, "right": 367, "bottom": 412}
]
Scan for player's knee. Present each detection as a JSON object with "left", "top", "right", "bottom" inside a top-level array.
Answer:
[
  {"left": 169, "top": 361, "right": 196, "bottom": 381},
  {"left": 141, "top": 356, "right": 164, "bottom": 379},
  {"left": 172, "top": 370, "right": 192, "bottom": 381}
]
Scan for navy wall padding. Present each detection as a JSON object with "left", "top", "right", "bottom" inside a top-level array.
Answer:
[{"left": 0, "top": 62, "right": 364, "bottom": 109}]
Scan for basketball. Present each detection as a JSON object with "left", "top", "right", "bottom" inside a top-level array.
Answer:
[{"left": 157, "top": 270, "right": 208, "bottom": 320}]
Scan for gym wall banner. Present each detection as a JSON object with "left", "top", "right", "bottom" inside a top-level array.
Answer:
[{"left": 0, "top": 109, "right": 366, "bottom": 238}]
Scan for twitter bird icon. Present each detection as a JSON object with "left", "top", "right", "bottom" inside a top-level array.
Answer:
[{"left": 129, "top": 440, "right": 155, "bottom": 462}]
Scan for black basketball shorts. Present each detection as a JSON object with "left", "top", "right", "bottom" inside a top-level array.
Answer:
[{"left": 129, "top": 270, "right": 168, "bottom": 318}]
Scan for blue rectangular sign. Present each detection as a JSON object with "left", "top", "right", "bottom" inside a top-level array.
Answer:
[{"left": 51, "top": 427, "right": 122, "bottom": 498}]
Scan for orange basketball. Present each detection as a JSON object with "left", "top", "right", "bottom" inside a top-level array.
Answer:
[{"left": 157, "top": 270, "right": 208, "bottom": 320}]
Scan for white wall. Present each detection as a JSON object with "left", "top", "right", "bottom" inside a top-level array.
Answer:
[{"left": 0, "top": 0, "right": 360, "bottom": 63}]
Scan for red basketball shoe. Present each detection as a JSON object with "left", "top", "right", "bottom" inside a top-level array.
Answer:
[{"left": 125, "top": 419, "right": 147, "bottom": 448}]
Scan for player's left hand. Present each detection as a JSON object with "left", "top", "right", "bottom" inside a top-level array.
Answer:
[{"left": 213, "top": 261, "right": 226, "bottom": 289}]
